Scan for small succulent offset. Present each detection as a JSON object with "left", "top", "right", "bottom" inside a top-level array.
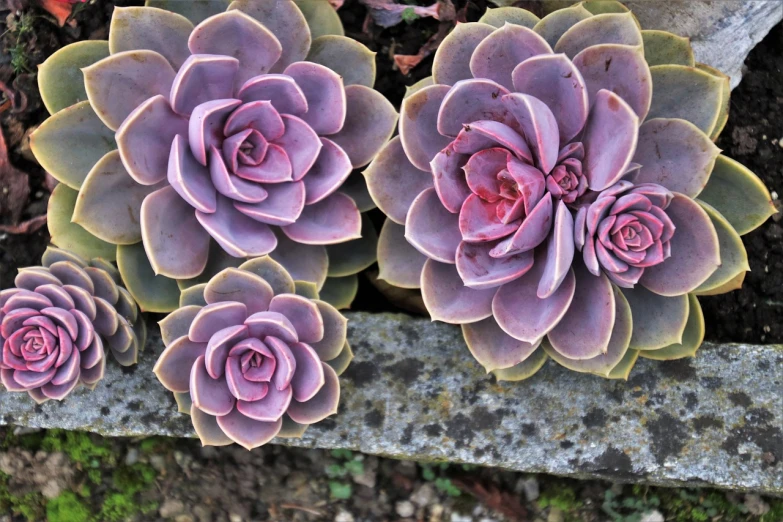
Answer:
[
  {"left": 154, "top": 258, "right": 351, "bottom": 449},
  {"left": 0, "top": 247, "right": 145, "bottom": 402},
  {"left": 32, "top": 0, "right": 396, "bottom": 313},
  {"left": 366, "top": 0, "right": 776, "bottom": 380}
]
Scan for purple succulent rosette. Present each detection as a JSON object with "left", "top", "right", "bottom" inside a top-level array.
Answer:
[
  {"left": 154, "top": 257, "right": 350, "bottom": 449},
  {"left": 1, "top": 247, "right": 145, "bottom": 403},
  {"left": 32, "top": 1, "right": 396, "bottom": 313},
  {"left": 366, "top": 1, "right": 776, "bottom": 381}
]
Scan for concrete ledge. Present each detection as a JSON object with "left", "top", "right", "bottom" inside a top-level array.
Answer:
[{"left": 1, "top": 312, "right": 781, "bottom": 494}]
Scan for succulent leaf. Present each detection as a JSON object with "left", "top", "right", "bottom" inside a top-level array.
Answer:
[
  {"left": 638, "top": 293, "right": 704, "bottom": 360},
  {"left": 38, "top": 41, "right": 110, "bottom": 115},
  {"left": 73, "top": 151, "right": 165, "bottom": 245},
  {"left": 293, "top": 0, "right": 344, "bottom": 39},
  {"left": 399, "top": 84, "right": 452, "bottom": 172},
  {"left": 328, "top": 85, "right": 398, "bottom": 168},
  {"left": 377, "top": 220, "right": 428, "bottom": 289},
  {"left": 117, "top": 242, "right": 181, "bottom": 313},
  {"left": 621, "top": 286, "right": 688, "bottom": 350},
  {"left": 646, "top": 64, "right": 725, "bottom": 135},
  {"left": 109, "top": 6, "right": 194, "bottom": 69},
  {"left": 29, "top": 101, "right": 116, "bottom": 190},
  {"left": 697, "top": 155, "right": 776, "bottom": 235},
  {"left": 469, "top": 23, "right": 552, "bottom": 91},
  {"left": 325, "top": 341, "right": 353, "bottom": 376},
  {"left": 48, "top": 184, "right": 116, "bottom": 261},
  {"left": 630, "top": 118, "right": 720, "bottom": 198},
  {"left": 269, "top": 231, "right": 329, "bottom": 290},
  {"left": 307, "top": 35, "right": 376, "bottom": 88},
  {"left": 692, "top": 201, "right": 750, "bottom": 295},
  {"left": 318, "top": 275, "right": 359, "bottom": 310},
  {"left": 83, "top": 50, "right": 177, "bottom": 131},
  {"left": 432, "top": 22, "right": 495, "bottom": 86},
  {"left": 326, "top": 214, "right": 378, "bottom": 277},
  {"left": 554, "top": 12, "right": 642, "bottom": 59},
  {"left": 641, "top": 30, "right": 695, "bottom": 67},
  {"left": 479, "top": 7, "right": 540, "bottom": 29},
  {"left": 533, "top": 3, "right": 593, "bottom": 49},
  {"left": 228, "top": 0, "right": 311, "bottom": 73},
  {"left": 365, "top": 138, "right": 434, "bottom": 225},
  {"left": 145, "top": 0, "right": 229, "bottom": 24},
  {"left": 542, "top": 285, "right": 631, "bottom": 376},
  {"left": 463, "top": 316, "right": 540, "bottom": 373},
  {"left": 338, "top": 173, "right": 376, "bottom": 213},
  {"left": 695, "top": 63, "right": 731, "bottom": 141},
  {"left": 572, "top": 43, "right": 651, "bottom": 120},
  {"left": 491, "top": 348, "right": 548, "bottom": 382}
]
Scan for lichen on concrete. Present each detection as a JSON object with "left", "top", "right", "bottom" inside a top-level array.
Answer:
[{"left": 0, "top": 313, "right": 781, "bottom": 495}]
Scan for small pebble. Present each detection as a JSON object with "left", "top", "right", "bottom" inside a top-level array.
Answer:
[
  {"left": 450, "top": 513, "right": 472, "bottom": 522},
  {"left": 410, "top": 483, "right": 436, "bottom": 506},
  {"left": 547, "top": 507, "right": 564, "bottom": 522},
  {"left": 396, "top": 500, "right": 415, "bottom": 518},
  {"left": 522, "top": 477, "right": 540, "bottom": 501},
  {"left": 159, "top": 499, "right": 185, "bottom": 519},
  {"left": 124, "top": 448, "right": 139, "bottom": 467},
  {"left": 334, "top": 509, "right": 355, "bottom": 522},
  {"left": 640, "top": 511, "right": 664, "bottom": 522}
]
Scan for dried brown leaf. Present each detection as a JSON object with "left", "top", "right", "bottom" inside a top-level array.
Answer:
[{"left": 452, "top": 477, "right": 529, "bottom": 522}]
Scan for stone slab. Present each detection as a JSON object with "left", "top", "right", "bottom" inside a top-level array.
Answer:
[
  {"left": 1, "top": 312, "right": 781, "bottom": 495},
  {"left": 627, "top": 0, "right": 782, "bottom": 88}
]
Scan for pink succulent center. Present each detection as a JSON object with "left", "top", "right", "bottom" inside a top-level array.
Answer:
[
  {"left": 576, "top": 181, "right": 676, "bottom": 287},
  {"left": 545, "top": 151, "right": 587, "bottom": 204}
]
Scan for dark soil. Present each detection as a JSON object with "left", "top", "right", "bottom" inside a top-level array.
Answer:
[
  {"left": 1, "top": 426, "right": 781, "bottom": 522},
  {"left": 0, "top": 0, "right": 781, "bottom": 343}
]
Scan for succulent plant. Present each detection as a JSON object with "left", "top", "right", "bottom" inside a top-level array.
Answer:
[
  {"left": 154, "top": 258, "right": 351, "bottom": 449},
  {"left": 0, "top": 247, "right": 145, "bottom": 402},
  {"left": 31, "top": 1, "right": 395, "bottom": 313},
  {"left": 366, "top": 0, "right": 776, "bottom": 381}
]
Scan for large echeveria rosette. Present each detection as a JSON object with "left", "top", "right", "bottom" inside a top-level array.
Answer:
[
  {"left": 154, "top": 257, "right": 351, "bottom": 449},
  {"left": 0, "top": 247, "right": 145, "bottom": 403},
  {"left": 31, "top": 0, "right": 396, "bottom": 314},
  {"left": 366, "top": 0, "right": 776, "bottom": 381}
]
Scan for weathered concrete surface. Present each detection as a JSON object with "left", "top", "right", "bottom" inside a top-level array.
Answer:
[
  {"left": 1, "top": 313, "right": 781, "bottom": 494},
  {"left": 627, "top": 0, "right": 782, "bottom": 88}
]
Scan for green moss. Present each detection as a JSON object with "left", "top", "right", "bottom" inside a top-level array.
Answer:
[
  {"left": 538, "top": 486, "right": 583, "bottom": 512},
  {"left": 762, "top": 499, "right": 783, "bottom": 522},
  {"left": 111, "top": 463, "right": 156, "bottom": 494},
  {"left": 98, "top": 493, "right": 139, "bottom": 522},
  {"left": 139, "top": 436, "right": 172, "bottom": 454},
  {"left": 0, "top": 471, "right": 45, "bottom": 522},
  {"left": 40, "top": 430, "right": 113, "bottom": 467},
  {"left": 46, "top": 492, "right": 91, "bottom": 522}
]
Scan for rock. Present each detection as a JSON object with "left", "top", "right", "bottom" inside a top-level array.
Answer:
[
  {"left": 334, "top": 509, "right": 355, "bottom": 522},
  {"left": 411, "top": 483, "right": 437, "bottom": 507},
  {"left": 430, "top": 504, "right": 445, "bottom": 522},
  {"left": 547, "top": 508, "right": 564, "bottom": 522},
  {"left": 1, "top": 314, "right": 782, "bottom": 494},
  {"left": 521, "top": 477, "right": 540, "bottom": 502},
  {"left": 228, "top": 514, "right": 243, "bottom": 522},
  {"left": 159, "top": 499, "right": 185, "bottom": 519},
  {"left": 743, "top": 494, "right": 770, "bottom": 516},
  {"left": 352, "top": 456, "right": 378, "bottom": 488},
  {"left": 396, "top": 500, "right": 416, "bottom": 518},
  {"left": 450, "top": 513, "right": 472, "bottom": 522},
  {"left": 627, "top": 1, "right": 782, "bottom": 89},
  {"left": 640, "top": 511, "right": 664, "bottom": 522},
  {"left": 174, "top": 516, "right": 195, "bottom": 522},
  {"left": 149, "top": 455, "right": 166, "bottom": 474},
  {"left": 124, "top": 448, "right": 139, "bottom": 467},
  {"left": 40, "top": 479, "right": 63, "bottom": 499},
  {"left": 193, "top": 506, "right": 213, "bottom": 522}
]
